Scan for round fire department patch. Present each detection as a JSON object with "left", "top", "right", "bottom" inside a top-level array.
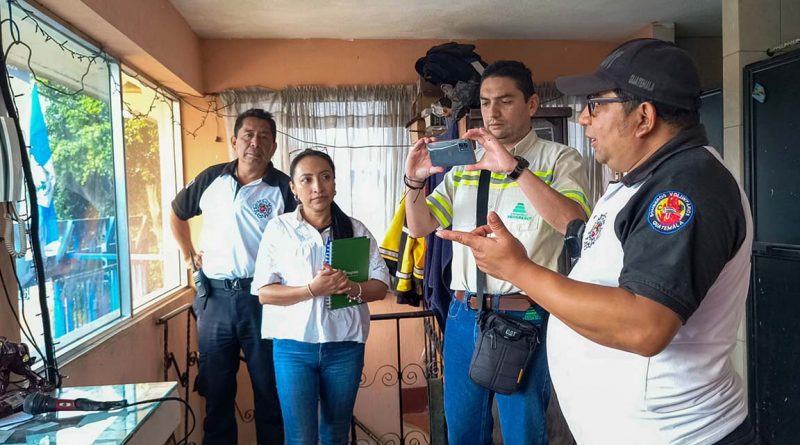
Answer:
[
  {"left": 647, "top": 191, "right": 694, "bottom": 234},
  {"left": 252, "top": 199, "right": 273, "bottom": 219}
]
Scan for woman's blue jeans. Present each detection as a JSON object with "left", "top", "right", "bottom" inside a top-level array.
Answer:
[
  {"left": 272, "top": 339, "right": 365, "bottom": 445},
  {"left": 443, "top": 296, "right": 550, "bottom": 445}
]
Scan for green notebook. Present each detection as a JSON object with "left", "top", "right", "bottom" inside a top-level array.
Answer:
[{"left": 326, "top": 236, "right": 370, "bottom": 310}]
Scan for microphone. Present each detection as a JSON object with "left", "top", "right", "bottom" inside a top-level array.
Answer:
[{"left": 22, "top": 392, "right": 128, "bottom": 415}]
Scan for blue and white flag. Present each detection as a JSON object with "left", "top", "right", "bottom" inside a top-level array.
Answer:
[{"left": 29, "top": 83, "right": 59, "bottom": 255}]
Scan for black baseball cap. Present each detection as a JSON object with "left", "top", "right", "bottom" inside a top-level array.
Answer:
[{"left": 556, "top": 38, "right": 701, "bottom": 111}]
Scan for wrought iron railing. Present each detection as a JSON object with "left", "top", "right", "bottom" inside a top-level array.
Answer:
[
  {"left": 351, "top": 309, "right": 445, "bottom": 445},
  {"left": 157, "top": 303, "right": 445, "bottom": 445}
]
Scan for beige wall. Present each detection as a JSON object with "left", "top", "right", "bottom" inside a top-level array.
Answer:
[
  {"left": 34, "top": 0, "right": 203, "bottom": 95},
  {"left": 202, "top": 39, "right": 617, "bottom": 92}
]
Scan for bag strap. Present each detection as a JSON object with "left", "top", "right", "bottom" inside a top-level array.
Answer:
[{"left": 476, "top": 169, "right": 491, "bottom": 314}]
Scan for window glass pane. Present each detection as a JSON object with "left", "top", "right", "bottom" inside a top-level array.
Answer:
[
  {"left": 3, "top": 1, "right": 121, "bottom": 356},
  {"left": 121, "top": 73, "right": 183, "bottom": 307}
]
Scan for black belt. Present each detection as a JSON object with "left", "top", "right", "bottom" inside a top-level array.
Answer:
[
  {"left": 453, "top": 291, "right": 533, "bottom": 312},
  {"left": 208, "top": 277, "right": 253, "bottom": 291}
]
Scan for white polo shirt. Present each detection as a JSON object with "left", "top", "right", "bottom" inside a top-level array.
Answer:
[
  {"left": 251, "top": 209, "right": 390, "bottom": 343},
  {"left": 426, "top": 129, "right": 590, "bottom": 293},
  {"left": 548, "top": 127, "right": 752, "bottom": 445},
  {"left": 171, "top": 161, "right": 295, "bottom": 280}
]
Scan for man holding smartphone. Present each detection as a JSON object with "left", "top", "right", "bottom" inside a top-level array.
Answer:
[
  {"left": 404, "top": 60, "right": 590, "bottom": 444},
  {"left": 171, "top": 109, "right": 293, "bottom": 445}
]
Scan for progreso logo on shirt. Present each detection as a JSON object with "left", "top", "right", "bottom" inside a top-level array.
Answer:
[
  {"left": 647, "top": 190, "right": 694, "bottom": 234},
  {"left": 507, "top": 203, "right": 532, "bottom": 221}
]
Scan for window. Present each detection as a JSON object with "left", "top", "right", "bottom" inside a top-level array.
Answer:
[
  {"left": 121, "top": 72, "right": 183, "bottom": 307},
  {"left": 3, "top": 0, "right": 184, "bottom": 363}
]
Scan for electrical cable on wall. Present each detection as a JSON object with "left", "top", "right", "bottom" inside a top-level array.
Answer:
[{"left": 3, "top": 203, "right": 27, "bottom": 257}]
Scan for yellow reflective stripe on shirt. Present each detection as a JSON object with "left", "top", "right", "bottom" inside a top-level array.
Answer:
[
  {"left": 561, "top": 189, "right": 591, "bottom": 216},
  {"left": 454, "top": 170, "right": 521, "bottom": 189},
  {"left": 426, "top": 193, "right": 452, "bottom": 227},
  {"left": 533, "top": 170, "right": 553, "bottom": 185}
]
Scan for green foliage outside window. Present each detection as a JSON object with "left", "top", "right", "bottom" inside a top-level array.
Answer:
[{"left": 40, "top": 79, "right": 165, "bottom": 295}]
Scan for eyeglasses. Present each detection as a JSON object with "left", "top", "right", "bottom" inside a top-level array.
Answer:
[{"left": 586, "top": 95, "right": 632, "bottom": 116}]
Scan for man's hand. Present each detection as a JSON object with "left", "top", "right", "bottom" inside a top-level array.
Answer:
[
  {"left": 463, "top": 128, "right": 517, "bottom": 173},
  {"left": 309, "top": 264, "right": 351, "bottom": 297},
  {"left": 183, "top": 251, "right": 203, "bottom": 270},
  {"left": 436, "top": 211, "right": 531, "bottom": 282},
  {"left": 406, "top": 137, "right": 445, "bottom": 182}
]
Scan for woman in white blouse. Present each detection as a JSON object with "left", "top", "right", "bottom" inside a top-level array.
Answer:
[{"left": 251, "top": 149, "right": 389, "bottom": 445}]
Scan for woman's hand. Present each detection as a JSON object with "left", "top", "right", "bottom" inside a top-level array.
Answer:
[
  {"left": 463, "top": 128, "right": 517, "bottom": 173},
  {"left": 308, "top": 263, "right": 351, "bottom": 297},
  {"left": 405, "top": 137, "right": 445, "bottom": 182}
]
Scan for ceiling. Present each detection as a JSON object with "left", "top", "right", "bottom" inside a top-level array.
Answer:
[{"left": 169, "top": 0, "right": 721, "bottom": 41}]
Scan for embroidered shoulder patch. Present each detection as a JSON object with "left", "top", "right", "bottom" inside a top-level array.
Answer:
[
  {"left": 647, "top": 191, "right": 694, "bottom": 234},
  {"left": 252, "top": 199, "right": 273, "bottom": 219}
]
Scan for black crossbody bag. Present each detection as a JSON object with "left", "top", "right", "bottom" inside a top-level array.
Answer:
[{"left": 467, "top": 170, "right": 540, "bottom": 395}]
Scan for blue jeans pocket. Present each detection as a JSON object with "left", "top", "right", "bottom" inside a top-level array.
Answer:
[{"left": 447, "top": 295, "right": 467, "bottom": 321}]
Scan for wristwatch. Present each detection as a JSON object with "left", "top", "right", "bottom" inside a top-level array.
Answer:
[{"left": 507, "top": 155, "right": 529, "bottom": 180}]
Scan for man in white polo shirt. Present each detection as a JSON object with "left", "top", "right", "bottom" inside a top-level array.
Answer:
[
  {"left": 438, "top": 39, "right": 758, "bottom": 445},
  {"left": 171, "top": 109, "right": 293, "bottom": 445}
]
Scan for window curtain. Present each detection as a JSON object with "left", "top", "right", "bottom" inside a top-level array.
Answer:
[
  {"left": 220, "top": 85, "right": 415, "bottom": 238},
  {"left": 218, "top": 88, "right": 287, "bottom": 170}
]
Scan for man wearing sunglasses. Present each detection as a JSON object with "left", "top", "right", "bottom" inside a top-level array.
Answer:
[{"left": 437, "top": 39, "right": 757, "bottom": 444}]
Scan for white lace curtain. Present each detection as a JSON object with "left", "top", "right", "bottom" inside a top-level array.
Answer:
[{"left": 220, "top": 85, "right": 415, "bottom": 238}]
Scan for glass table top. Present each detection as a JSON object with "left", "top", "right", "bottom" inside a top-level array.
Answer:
[{"left": 0, "top": 381, "right": 178, "bottom": 445}]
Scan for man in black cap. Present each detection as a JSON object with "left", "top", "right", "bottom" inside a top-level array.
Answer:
[{"left": 436, "top": 39, "right": 758, "bottom": 444}]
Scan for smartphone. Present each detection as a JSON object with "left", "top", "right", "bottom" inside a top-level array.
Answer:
[{"left": 426, "top": 139, "right": 477, "bottom": 167}]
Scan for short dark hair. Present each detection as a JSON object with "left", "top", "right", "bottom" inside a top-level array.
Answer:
[
  {"left": 620, "top": 91, "right": 700, "bottom": 130},
  {"left": 481, "top": 61, "right": 536, "bottom": 101},
  {"left": 233, "top": 108, "right": 277, "bottom": 142}
]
